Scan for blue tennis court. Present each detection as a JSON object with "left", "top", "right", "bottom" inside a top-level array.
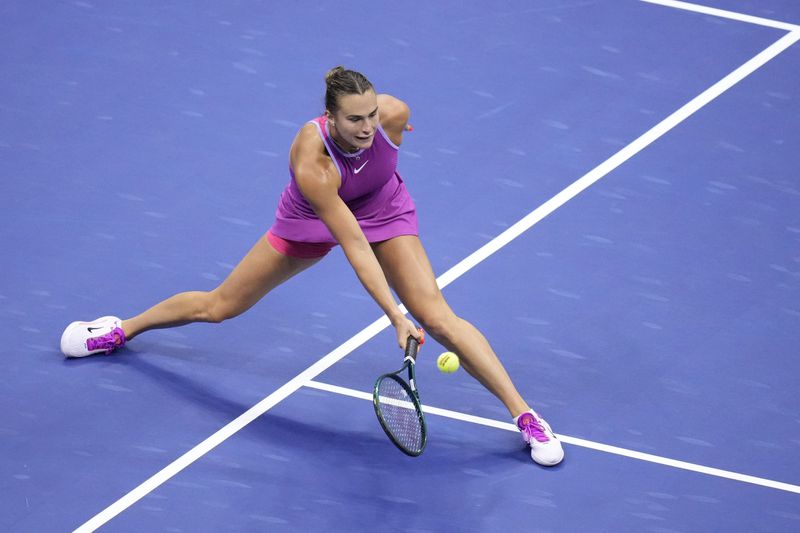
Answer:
[{"left": 2, "top": 1, "right": 799, "bottom": 531}]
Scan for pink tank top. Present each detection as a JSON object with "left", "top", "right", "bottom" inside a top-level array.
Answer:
[{"left": 270, "top": 115, "right": 418, "bottom": 243}]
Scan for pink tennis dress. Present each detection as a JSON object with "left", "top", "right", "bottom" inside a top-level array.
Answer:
[{"left": 270, "top": 115, "right": 418, "bottom": 245}]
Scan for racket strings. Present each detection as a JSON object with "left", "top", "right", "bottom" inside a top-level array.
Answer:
[{"left": 376, "top": 377, "right": 423, "bottom": 453}]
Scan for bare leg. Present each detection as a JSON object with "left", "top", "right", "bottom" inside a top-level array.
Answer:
[
  {"left": 372, "top": 235, "right": 529, "bottom": 417},
  {"left": 122, "top": 235, "right": 321, "bottom": 340}
]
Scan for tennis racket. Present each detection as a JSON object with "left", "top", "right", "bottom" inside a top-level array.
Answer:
[{"left": 373, "top": 334, "right": 426, "bottom": 456}]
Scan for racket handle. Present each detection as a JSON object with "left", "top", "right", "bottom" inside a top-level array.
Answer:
[{"left": 405, "top": 335, "right": 420, "bottom": 360}]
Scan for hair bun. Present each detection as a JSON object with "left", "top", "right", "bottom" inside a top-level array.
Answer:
[{"left": 325, "top": 66, "right": 346, "bottom": 85}]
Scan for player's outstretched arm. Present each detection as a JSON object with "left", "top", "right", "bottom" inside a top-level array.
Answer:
[{"left": 290, "top": 126, "right": 419, "bottom": 348}]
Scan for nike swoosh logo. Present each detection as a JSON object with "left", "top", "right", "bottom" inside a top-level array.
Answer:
[
  {"left": 354, "top": 160, "right": 369, "bottom": 174},
  {"left": 87, "top": 326, "right": 103, "bottom": 333}
]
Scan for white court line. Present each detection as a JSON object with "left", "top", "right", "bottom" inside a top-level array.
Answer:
[
  {"left": 306, "top": 380, "right": 800, "bottom": 495},
  {"left": 74, "top": 18, "right": 800, "bottom": 533},
  {"left": 436, "top": 30, "right": 800, "bottom": 290},
  {"left": 640, "top": 0, "right": 800, "bottom": 32}
]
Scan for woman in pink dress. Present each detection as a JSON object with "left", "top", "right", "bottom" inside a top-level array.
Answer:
[{"left": 60, "top": 67, "right": 564, "bottom": 466}]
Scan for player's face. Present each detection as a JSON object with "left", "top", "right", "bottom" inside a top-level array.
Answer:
[{"left": 328, "top": 89, "right": 379, "bottom": 152}]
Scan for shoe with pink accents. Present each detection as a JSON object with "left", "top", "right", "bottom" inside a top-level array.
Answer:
[
  {"left": 515, "top": 409, "right": 564, "bottom": 466},
  {"left": 60, "top": 316, "right": 126, "bottom": 358}
]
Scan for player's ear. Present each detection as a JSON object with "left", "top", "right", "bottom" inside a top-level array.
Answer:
[{"left": 325, "top": 109, "right": 335, "bottom": 127}]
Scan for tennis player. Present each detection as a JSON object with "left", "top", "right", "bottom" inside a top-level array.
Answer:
[{"left": 61, "top": 67, "right": 564, "bottom": 466}]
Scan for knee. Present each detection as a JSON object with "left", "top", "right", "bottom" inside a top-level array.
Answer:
[
  {"left": 416, "top": 311, "right": 459, "bottom": 347},
  {"left": 202, "top": 291, "right": 237, "bottom": 324}
]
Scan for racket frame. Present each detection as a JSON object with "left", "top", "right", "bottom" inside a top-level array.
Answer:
[{"left": 372, "top": 336, "right": 427, "bottom": 457}]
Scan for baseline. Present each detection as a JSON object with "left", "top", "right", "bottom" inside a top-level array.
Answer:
[
  {"left": 305, "top": 380, "right": 800, "bottom": 496},
  {"left": 640, "top": 0, "right": 800, "bottom": 32}
]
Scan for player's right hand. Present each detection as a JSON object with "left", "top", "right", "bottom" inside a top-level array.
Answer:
[{"left": 393, "top": 318, "right": 422, "bottom": 351}]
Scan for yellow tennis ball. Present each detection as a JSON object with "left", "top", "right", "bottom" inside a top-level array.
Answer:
[{"left": 437, "top": 352, "right": 460, "bottom": 374}]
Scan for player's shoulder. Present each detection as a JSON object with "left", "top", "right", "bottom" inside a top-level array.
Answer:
[
  {"left": 294, "top": 121, "right": 321, "bottom": 144},
  {"left": 290, "top": 122, "right": 331, "bottom": 176},
  {"left": 291, "top": 122, "right": 323, "bottom": 158},
  {"left": 378, "top": 93, "right": 410, "bottom": 128}
]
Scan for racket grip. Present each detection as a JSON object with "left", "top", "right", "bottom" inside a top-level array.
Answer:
[{"left": 405, "top": 335, "right": 420, "bottom": 360}]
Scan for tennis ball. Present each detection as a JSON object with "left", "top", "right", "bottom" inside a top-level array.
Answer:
[{"left": 437, "top": 352, "right": 460, "bottom": 374}]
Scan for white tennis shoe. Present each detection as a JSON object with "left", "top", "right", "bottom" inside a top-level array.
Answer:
[
  {"left": 516, "top": 409, "right": 564, "bottom": 466},
  {"left": 60, "top": 316, "right": 126, "bottom": 358}
]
